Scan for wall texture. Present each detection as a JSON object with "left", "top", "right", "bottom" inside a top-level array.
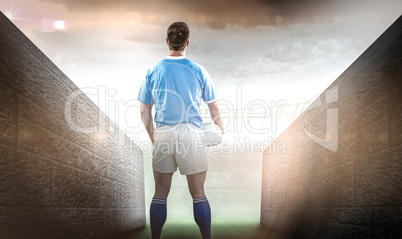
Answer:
[
  {"left": 0, "top": 12, "right": 146, "bottom": 239},
  {"left": 260, "top": 15, "right": 402, "bottom": 238}
]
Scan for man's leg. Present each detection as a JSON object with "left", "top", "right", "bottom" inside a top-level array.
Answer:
[
  {"left": 186, "top": 171, "right": 211, "bottom": 239},
  {"left": 150, "top": 170, "right": 174, "bottom": 239}
]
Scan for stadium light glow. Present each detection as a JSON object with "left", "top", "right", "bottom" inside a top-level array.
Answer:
[
  {"left": 41, "top": 19, "right": 68, "bottom": 32},
  {"left": 55, "top": 20, "right": 66, "bottom": 30}
]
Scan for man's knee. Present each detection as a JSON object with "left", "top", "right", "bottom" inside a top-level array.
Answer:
[
  {"left": 186, "top": 171, "right": 207, "bottom": 199},
  {"left": 154, "top": 171, "right": 173, "bottom": 198},
  {"left": 155, "top": 183, "right": 171, "bottom": 198}
]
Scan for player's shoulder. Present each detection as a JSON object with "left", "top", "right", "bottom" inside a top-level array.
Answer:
[
  {"left": 146, "top": 59, "right": 167, "bottom": 75},
  {"left": 187, "top": 59, "right": 209, "bottom": 75}
]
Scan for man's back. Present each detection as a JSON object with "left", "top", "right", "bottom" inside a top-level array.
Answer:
[{"left": 139, "top": 56, "right": 216, "bottom": 128}]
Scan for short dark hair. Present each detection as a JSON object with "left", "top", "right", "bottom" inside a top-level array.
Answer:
[{"left": 167, "top": 22, "right": 190, "bottom": 51}]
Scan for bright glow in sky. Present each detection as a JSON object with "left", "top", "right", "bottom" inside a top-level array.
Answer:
[
  {"left": 2, "top": 0, "right": 401, "bottom": 223},
  {"left": 54, "top": 20, "right": 66, "bottom": 30}
]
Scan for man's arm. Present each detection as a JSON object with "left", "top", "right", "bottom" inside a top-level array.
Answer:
[
  {"left": 140, "top": 102, "right": 155, "bottom": 143},
  {"left": 207, "top": 101, "right": 224, "bottom": 146}
]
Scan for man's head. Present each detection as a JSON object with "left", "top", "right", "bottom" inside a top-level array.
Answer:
[{"left": 166, "top": 22, "right": 190, "bottom": 51}]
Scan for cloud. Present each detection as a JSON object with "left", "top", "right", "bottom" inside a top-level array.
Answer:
[
  {"left": 194, "top": 19, "right": 370, "bottom": 90},
  {"left": 39, "top": 0, "right": 343, "bottom": 29},
  {"left": 124, "top": 24, "right": 166, "bottom": 44}
]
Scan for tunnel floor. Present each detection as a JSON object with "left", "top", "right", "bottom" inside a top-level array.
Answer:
[{"left": 112, "top": 216, "right": 263, "bottom": 239}]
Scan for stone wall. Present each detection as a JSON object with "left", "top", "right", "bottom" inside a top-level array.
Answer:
[
  {"left": 0, "top": 12, "right": 145, "bottom": 239},
  {"left": 260, "top": 16, "right": 402, "bottom": 238}
]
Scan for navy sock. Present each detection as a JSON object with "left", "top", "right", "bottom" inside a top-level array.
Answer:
[
  {"left": 193, "top": 196, "right": 211, "bottom": 239},
  {"left": 150, "top": 196, "right": 167, "bottom": 239}
]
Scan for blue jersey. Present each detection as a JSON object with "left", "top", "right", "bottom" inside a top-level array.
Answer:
[{"left": 137, "top": 56, "right": 217, "bottom": 129}]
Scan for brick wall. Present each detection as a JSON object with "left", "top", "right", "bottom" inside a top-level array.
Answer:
[
  {"left": 0, "top": 12, "right": 145, "bottom": 239},
  {"left": 260, "top": 16, "right": 402, "bottom": 238}
]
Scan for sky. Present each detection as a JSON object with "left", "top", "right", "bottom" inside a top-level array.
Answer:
[{"left": 1, "top": 0, "right": 401, "bottom": 223}]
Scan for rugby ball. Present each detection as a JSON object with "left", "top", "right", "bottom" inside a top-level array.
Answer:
[{"left": 202, "top": 122, "right": 223, "bottom": 146}]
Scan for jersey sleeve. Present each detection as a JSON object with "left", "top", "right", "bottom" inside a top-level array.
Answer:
[
  {"left": 201, "top": 67, "right": 217, "bottom": 103},
  {"left": 137, "top": 75, "right": 153, "bottom": 104}
]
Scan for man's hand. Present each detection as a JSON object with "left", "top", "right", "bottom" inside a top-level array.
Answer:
[
  {"left": 207, "top": 101, "right": 224, "bottom": 147},
  {"left": 140, "top": 102, "right": 155, "bottom": 144}
]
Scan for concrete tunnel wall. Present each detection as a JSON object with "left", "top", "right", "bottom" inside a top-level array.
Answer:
[
  {"left": 260, "top": 15, "right": 402, "bottom": 238},
  {"left": 0, "top": 12, "right": 146, "bottom": 239}
]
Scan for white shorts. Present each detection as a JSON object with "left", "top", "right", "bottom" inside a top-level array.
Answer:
[{"left": 152, "top": 123, "right": 208, "bottom": 175}]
